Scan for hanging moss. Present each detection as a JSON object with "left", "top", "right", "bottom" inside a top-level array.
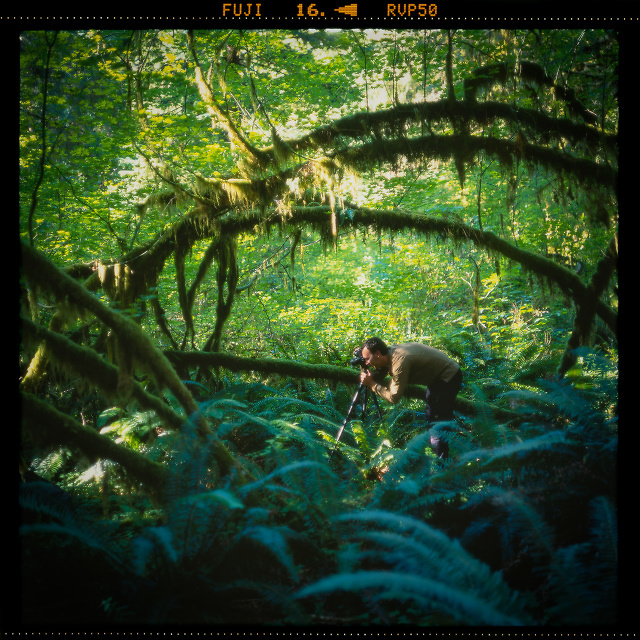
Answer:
[
  {"left": 188, "top": 34, "right": 274, "bottom": 178},
  {"left": 22, "top": 242, "right": 254, "bottom": 481},
  {"left": 271, "top": 205, "right": 617, "bottom": 335},
  {"left": 288, "top": 99, "right": 616, "bottom": 160},
  {"left": 332, "top": 134, "right": 614, "bottom": 192},
  {"left": 21, "top": 318, "right": 186, "bottom": 431},
  {"left": 270, "top": 125, "right": 295, "bottom": 167},
  {"left": 21, "top": 310, "right": 65, "bottom": 393},
  {"left": 558, "top": 235, "right": 618, "bottom": 377},
  {"left": 22, "top": 243, "right": 201, "bottom": 421}
]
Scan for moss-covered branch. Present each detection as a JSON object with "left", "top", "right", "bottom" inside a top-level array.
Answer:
[
  {"left": 333, "top": 134, "right": 616, "bottom": 191},
  {"left": 55, "top": 199, "right": 617, "bottom": 340},
  {"left": 280, "top": 206, "right": 617, "bottom": 334},
  {"left": 286, "top": 99, "right": 617, "bottom": 163},
  {"left": 202, "top": 235, "right": 239, "bottom": 353},
  {"left": 22, "top": 241, "right": 202, "bottom": 424},
  {"left": 558, "top": 235, "right": 618, "bottom": 377},
  {"left": 21, "top": 317, "right": 186, "bottom": 431},
  {"left": 187, "top": 30, "right": 272, "bottom": 174},
  {"left": 163, "top": 349, "right": 521, "bottom": 422},
  {"left": 22, "top": 242, "right": 256, "bottom": 481},
  {"left": 21, "top": 392, "right": 172, "bottom": 494}
]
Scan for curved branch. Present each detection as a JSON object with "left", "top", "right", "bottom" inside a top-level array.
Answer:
[
  {"left": 186, "top": 30, "right": 271, "bottom": 172},
  {"left": 163, "top": 349, "right": 521, "bottom": 422},
  {"left": 200, "top": 204, "right": 616, "bottom": 334},
  {"left": 354, "top": 207, "right": 614, "bottom": 330},
  {"left": 202, "top": 235, "right": 239, "bottom": 353},
  {"left": 21, "top": 317, "right": 186, "bottom": 432},
  {"left": 333, "top": 134, "right": 616, "bottom": 191},
  {"left": 61, "top": 199, "right": 617, "bottom": 337},
  {"left": 21, "top": 392, "right": 172, "bottom": 494},
  {"left": 174, "top": 236, "right": 195, "bottom": 349},
  {"left": 558, "top": 235, "right": 618, "bottom": 377},
  {"left": 287, "top": 100, "right": 617, "bottom": 160},
  {"left": 21, "top": 241, "right": 204, "bottom": 427},
  {"left": 20, "top": 242, "right": 253, "bottom": 480}
]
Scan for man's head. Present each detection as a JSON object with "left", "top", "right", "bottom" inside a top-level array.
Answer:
[{"left": 361, "top": 337, "right": 389, "bottom": 369}]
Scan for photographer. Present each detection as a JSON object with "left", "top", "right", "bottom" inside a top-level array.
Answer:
[{"left": 357, "top": 337, "right": 462, "bottom": 459}]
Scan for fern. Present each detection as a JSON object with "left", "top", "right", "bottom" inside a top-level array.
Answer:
[
  {"left": 298, "top": 570, "right": 528, "bottom": 625},
  {"left": 237, "top": 524, "right": 302, "bottom": 583},
  {"left": 20, "top": 481, "right": 137, "bottom": 622},
  {"left": 297, "top": 510, "right": 533, "bottom": 625},
  {"left": 131, "top": 526, "right": 179, "bottom": 575},
  {"left": 30, "top": 449, "right": 72, "bottom": 480},
  {"left": 544, "top": 496, "right": 618, "bottom": 625},
  {"left": 19, "top": 349, "right": 617, "bottom": 625}
]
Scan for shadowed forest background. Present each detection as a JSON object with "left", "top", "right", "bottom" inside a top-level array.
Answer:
[{"left": 19, "top": 28, "right": 618, "bottom": 627}]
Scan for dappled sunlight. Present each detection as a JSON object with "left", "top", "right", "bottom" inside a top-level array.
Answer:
[{"left": 19, "top": 27, "right": 618, "bottom": 628}]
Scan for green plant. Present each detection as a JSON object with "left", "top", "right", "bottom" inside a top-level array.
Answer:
[{"left": 296, "top": 510, "right": 534, "bottom": 625}]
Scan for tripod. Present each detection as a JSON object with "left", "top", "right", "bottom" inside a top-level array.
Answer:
[{"left": 328, "top": 379, "right": 383, "bottom": 462}]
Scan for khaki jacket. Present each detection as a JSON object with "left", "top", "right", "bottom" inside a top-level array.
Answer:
[{"left": 371, "top": 342, "right": 460, "bottom": 404}]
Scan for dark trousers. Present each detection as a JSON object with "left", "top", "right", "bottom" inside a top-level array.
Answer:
[{"left": 427, "top": 368, "right": 462, "bottom": 459}]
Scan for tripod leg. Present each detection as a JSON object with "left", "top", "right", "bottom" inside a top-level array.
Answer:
[
  {"left": 371, "top": 391, "right": 383, "bottom": 419},
  {"left": 329, "top": 383, "right": 365, "bottom": 461}
]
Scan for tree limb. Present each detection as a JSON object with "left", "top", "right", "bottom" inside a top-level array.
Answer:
[
  {"left": 163, "top": 349, "right": 522, "bottom": 422},
  {"left": 21, "top": 317, "right": 186, "bottom": 431},
  {"left": 53, "top": 201, "right": 618, "bottom": 337},
  {"left": 21, "top": 241, "right": 203, "bottom": 428},
  {"left": 21, "top": 392, "right": 172, "bottom": 496}
]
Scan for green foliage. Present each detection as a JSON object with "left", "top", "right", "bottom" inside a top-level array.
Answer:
[
  {"left": 19, "top": 346, "right": 618, "bottom": 625},
  {"left": 19, "top": 26, "right": 618, "bottom": 629},
  {"left": 297, "top": 510, "right": 533, "bottom": 625}
]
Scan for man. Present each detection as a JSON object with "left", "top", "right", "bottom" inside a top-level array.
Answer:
[{"left": 358, "top": 337, "right": 462, "bottom": 459}]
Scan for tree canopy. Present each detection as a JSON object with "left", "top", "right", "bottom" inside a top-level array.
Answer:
[{"left": 18, "top": 28, "right": 618, "bottom": 628}]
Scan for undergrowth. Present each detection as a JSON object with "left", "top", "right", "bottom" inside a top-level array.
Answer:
[{"left": 19, "top": 346, "right": 617, "bottom": 626}]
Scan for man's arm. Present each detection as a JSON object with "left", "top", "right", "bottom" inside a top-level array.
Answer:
[{"left": 360, "top": 363, "right": 408, "bottom": 404}]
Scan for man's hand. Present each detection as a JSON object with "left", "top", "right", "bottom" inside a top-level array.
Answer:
[{"left": 359, "top": 369, "right": 376, "bottom": 389}]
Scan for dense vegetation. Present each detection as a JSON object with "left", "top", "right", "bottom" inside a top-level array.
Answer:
[{"left": 18, "top": 28, "right": 618, "bottom": 628}]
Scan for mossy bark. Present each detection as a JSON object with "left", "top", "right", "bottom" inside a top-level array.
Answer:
[
  {"left": 558, "top": 235, "right": 618, "bottom": 377},
  {"left": 21, "top": 318, "right": 186, "bottom": 431},
  {"left": 21, "top": 392, "right": 171, "bottom": 496},
  {"left": 21, "top": 242, "right": 248, "bottom": 481},
  {"left": 163, "top": 349, "right": 521, "bottom": 422}
]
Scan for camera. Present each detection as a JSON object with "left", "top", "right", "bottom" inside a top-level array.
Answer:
[
  {"left": 350, "top": 346, "right": 389, "bottom": 380},
  {"left": 350, "top": 347, "right": 368, "bottom": 369}
]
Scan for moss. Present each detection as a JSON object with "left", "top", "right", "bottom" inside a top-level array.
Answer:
[
  {"left": 558, "top": 235, "right": 618, "bottom": 376},
  {"left": 21, "top": 317, "right": 186, "bottom": 431},
  {"left": 162, "top": 349, "right": 522, "bottom": 422},
  {"left": 289, "top": 100, "right": 616, "bottom": 160},
  {"left": 20, "top": 311, "right": 64, "bottom": 393},
  {"left": 21, "top": 392, "right": 171, "bottom": 495}
]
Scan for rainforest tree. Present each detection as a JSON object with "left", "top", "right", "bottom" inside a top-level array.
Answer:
[{"left": 19, "top": 28, "right": 618, "bottom": 627}]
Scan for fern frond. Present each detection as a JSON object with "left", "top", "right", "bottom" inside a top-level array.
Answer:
[
  {"left": 199, "top": 397, "right": 248, "bottom": 420},
  {"left": 544, "top": 495, "right": 617, "bottom": 625},
  {"left": 239, "top": 524, "right": 301, "bottom": 583},
  {"left": 131, "top": 526, "right": 178, "bottom": 575},
  {"left": 168, "top": 488, "right": 245, "bottom": 560},
  {"left": 479, "top": 486, "right": 557, "bottom": 560},
  {"left": 474, "top": 430, "right": 577, "bottom": 472},
  {"left": 589, "top": 495, "right": 617, "bottom": 566},
  {"left": 20, "top": 517, "right": 129, "bottom": 576},
  {"left": 297, "top": 570, "right": 530, "bottom": 626},
  {"left": 20, "top": 479, "right": 81, "bottom": 524},
  {"left": 242, "top": 459, "right": 335, "bottom": 488},
  {"left": 30, "top": 449, "right": 72, "bottom": 480},
  {"left": 256, "top": 396, "right": 343, "bottom": 422},
  {"left": 376, "top": 430, "right": 434, "bottom": 483}
]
